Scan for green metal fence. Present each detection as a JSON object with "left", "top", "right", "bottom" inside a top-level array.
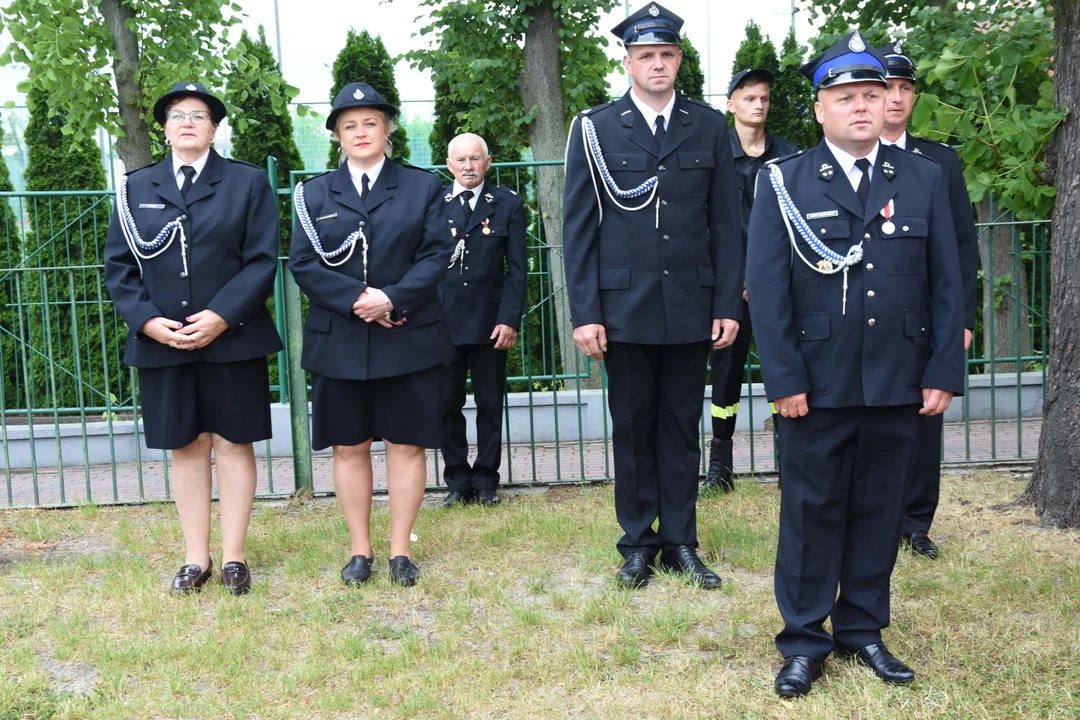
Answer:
[{"left": 0, "top": 159, "right": 1049, "bottom": 508}]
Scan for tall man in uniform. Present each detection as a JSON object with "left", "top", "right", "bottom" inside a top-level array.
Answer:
[
  {"left": 746, "top": 32, "right": 965, "bottom": 696},
  {"left": 877, "top": 42, "right": 980, "bottom": 559},
  {"left": 562, "top": 2, "right": 743, "bottom": 590},
  {"left": 701, "top": 68, "right": 798, "bottom": 494},
  {"left": 439, "top": 133, "right": 528, "bottom": 507}
]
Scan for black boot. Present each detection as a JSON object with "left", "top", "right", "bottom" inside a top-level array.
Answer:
[{"left": 700, "top": 438, "right": 735, "bottom": 495}]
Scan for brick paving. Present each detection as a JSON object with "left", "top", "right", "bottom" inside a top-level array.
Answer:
[{"left": 1, "top": 418, "right": 1041, "bottom": 509}]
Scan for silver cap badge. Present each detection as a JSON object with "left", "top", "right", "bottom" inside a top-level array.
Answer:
[
  {"left": 849, "top": 31, "right": 866, "bottom": 53},
  {"left": 185, "top": 84, "right": 197, "bottom": 91},
  {"left": 353, "top": 88, "right": 365, "bottom": 100},
  {"left": 649, "top": 3, "right": 659, "bottom": 16}
]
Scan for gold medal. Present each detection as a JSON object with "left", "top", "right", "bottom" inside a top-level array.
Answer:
[
  {"left": 817, "top": 259, "right": 834, "bottom": 272},
  {"left": 482, "top": 227, "right": 491, "bottom": 235}
]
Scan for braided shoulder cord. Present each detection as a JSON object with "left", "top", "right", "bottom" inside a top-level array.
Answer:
[
  {"left": 117, "top": 176, "right": 188, "bottom": 278},
  {"left": 580, "top": 116, "right": 659, "bottom": 225},
  {"left": 294, "top": 182, "right": 366, "bottom": 274}
]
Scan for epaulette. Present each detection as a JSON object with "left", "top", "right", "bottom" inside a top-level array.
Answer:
[
  {"left": 578, "top": 100, "right": 615, "bottom": 118},
  {"left": 766, "top": 150, "right": 805, "bottom": 166},
  {"left": 398, "top": 162, "right": 437, "bottom": 175},
  {"left": 225, "top": 158, "right": 262, "bottom": 170},
  {"left": 125, "top": 163, "right": 157, "bottom": 177},
  {"left": 295, "top": 170, "right": 334, "bottom": 186},
  {"left": 495, "top": 184, "right": 519, "bottom": 197},
  {"left": 896, "top": 146, "right": 939, "bottom": 165},
  {"left": 683, "top": 97, "right": 724, "bottom": 115}
]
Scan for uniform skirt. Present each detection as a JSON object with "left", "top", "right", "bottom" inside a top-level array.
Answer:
[
  {"left": 137, "top": 358, "right": 272, "bottom": 450},
  {"left": 311, "top": 364, "right": 443, "bottom": 450}
]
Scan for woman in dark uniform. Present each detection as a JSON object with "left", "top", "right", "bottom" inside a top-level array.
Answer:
[
  {"left": 290, "top": 82, "right": 452, "bottom": 587},
  {"left": 104, "top": 82, "right": 283, "bottom": 596}
]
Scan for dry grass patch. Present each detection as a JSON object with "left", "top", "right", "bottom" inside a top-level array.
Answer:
[{"left": 0, "top": 473, "right": 1077, "bottom": 719}]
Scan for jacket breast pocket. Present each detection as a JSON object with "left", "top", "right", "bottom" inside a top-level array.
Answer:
[
  {"left": 479, "top": 225, "right": 507, "bottom": 256},
  {"left": 606, "top": 152, "right": 648, "bottom": 173},
  {"left": 599, "top": 267, "right": 631, "bottom": 332},
  {"left": 678, "top": 151, "right": 715, "bottom": 197},
  {"left": 882, "top": 217, "right": 928, "bottom": 276},
  {"left": 304, "top": 307, "right": 332, "bottom": 333}
]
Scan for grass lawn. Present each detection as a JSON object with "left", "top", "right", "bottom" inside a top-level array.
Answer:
[{"left": 1, "top": 471, "right": 1078, "bottom": 719}]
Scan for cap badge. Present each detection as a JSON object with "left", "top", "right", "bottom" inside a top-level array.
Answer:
[
  {"left": 353, "top": 88, "right": 365, "bottom": 100},
  {"left": 893, "top": 41, "right": 903, "bottom": 54},
  {"left": 849, "top": 31, "right": 866, "bottom": 53},
  {"left": 185, "top": 84, "right": 197, "bottom": 91},
  {"left": 649, "top": 3, "right": 660, "bottom": 16}
]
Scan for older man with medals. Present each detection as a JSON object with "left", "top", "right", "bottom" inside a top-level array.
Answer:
[
  {"left": 746, "top": 33, "right": 965, "bottom": 696},
  {"left": 876, "top": 42, "right": 980, "bottom": 561},
  {"left": 562, "top": 2, "right": 743, "bottom": 590}
]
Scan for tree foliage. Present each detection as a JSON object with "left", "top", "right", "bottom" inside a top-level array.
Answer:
[
  {"left": 0, "top": 0, "right": 300, "bottom": 172},
  {"left": 731, "top": 21, "right": 779, "bottom": 77},
  {"left": 675, "top": 35, "right": 705, "bottom": 101},
  {"left": 327, "top": 29, "right": 410, "bottom": 168},
  {"left": 768, "top": 29, "right": 820, "bottom": 150},
  {"left": 0, "top": 114, "right": 21, "bottom": 402},
  {"left": 430, "top": 70, "right": 521, "bottom": 168}
]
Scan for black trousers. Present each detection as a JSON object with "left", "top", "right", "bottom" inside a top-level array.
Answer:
[
  {"left": 774, "top": 405, "right": 921, "bottom": 660},
  {"left": 440, "top": 343, "right": 508, "bottom": 492},
  {"left": 604, "top": 341, "right": 711, "bottom": 557},
  {"left": 902, "top": 413, "right": 943, "bottom": 534},
  {"left": 709, "top": 301, "right": 753, "bottom": 438}
]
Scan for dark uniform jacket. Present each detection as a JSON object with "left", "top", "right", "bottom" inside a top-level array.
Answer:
[
  {"left": 562, "top": 92, "right": 743, "bottom": 345},
  {"left": 437, "top": 183, "right": 528, "bottom": 346},
  {"left": 104, "top": 149, "right": 283, "bottom": 368},
  {"left": 289, "top": 159, "right": 453, "bottom": 380},
  {"left": 905, "top": 135, "right": 979, "bottom": 330},
  {"left": 731, "top": 131, "right": 798, "bottom": 253},
  {"left": 746, "top": 140, "right": 965, "bottom": 408}
]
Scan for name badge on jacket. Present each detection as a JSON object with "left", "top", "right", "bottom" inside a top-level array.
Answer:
[{"left": 139, "top": 203, "right": 166, "bottom": 210}]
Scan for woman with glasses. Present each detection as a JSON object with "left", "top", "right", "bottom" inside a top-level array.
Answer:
[
  {"left": 104, "top": 82, "right": 283, "bottom": 596},
  {"left": 289, "top": 82, "right": 452, "bottom": 587}
]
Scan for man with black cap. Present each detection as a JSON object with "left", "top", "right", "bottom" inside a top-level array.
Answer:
[
  {"left": 701, "top": 68, "right": 798, "bottom": 494},
  {"left": 877, "top": 41, "right": 980, "bottom": 561},
  {"left": 746, "top": 31, "right": 965, "bottom": 696},
  {"left": 562, "top": 2, "right": 742, "bottom": 591}
]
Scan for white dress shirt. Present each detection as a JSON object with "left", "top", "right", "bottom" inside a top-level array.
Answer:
[
  {"left": 347, "top": 157, "right": 386, "bottom": 200},
  {"left": 879, "top": 131, "right": 908, "bottom": 150},
  {"left": 629, "top": 88, "right": 676, "bottom": 136},
  {"left": 452, "top": 180, "right": 485, "bottom": 211},
  {"left": 825, "top": 138, "right": 880, "bottom": 194},
  {"left": 172, "top": 150, "right": 210, "bottom": 190}
]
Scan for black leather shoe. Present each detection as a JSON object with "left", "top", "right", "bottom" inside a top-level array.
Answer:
[
  {"left": 774, "top": 656, "right": 823, "bottom": 697},
  {"left": 171, "top": 559, "right": 212, "bottom": 595},
  {"left": 660, "top": 545, "right": 722, "bottom": 589},
  {"left": 221, "top": 561, "right": 251, "bottom": 596},
  {"left": 616, "top": 551, "right": 655, "bottom": 588},
  {"left": 476, "top": 488, "right": 500, "bottom": 506},
  {"left": 901, "top": 530, "right": 939, "bottom": 559},
  {"left": 441, "top": 490, "right": 475, "bottom": 508},
  {"left": 700, "top": 438, "right": 735, "bottom": 495},
  {"left": 341, "top": 555, "right": 374, "bottom": 585},
  {"left": 388, "top": 556, "right": 419, "bottom": 587},
  {"left": 834, "top": 641, "right": 915, "bottom": 684}
]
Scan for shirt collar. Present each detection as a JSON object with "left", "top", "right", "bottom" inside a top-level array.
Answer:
[
  {"left": 880, "top": 131, "right": 908, "bottom": 149},
  {"left": 628, "top": 88, "right": 676, "bottom": 133},
  {"left": 731, "top": 130, "right": 773, "bottom": 160},
  {"left": 452, "top": 179, "right": 485, "bottom": 200},
  {"left": 825, "top": 138, "right": 880, "bottom": 175},
  {"left": 172, "top": 149, "right": 211, "bottom": 178},
  {"left": 347, "top": 156, "right": 386, "bottom": 192}
]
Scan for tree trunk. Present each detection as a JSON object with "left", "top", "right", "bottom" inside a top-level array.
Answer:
[
  {"left": 519, "top": 0, "right": 596, "bottom": 388},
  {"left": 100, "top": 0, "right": 153, "bottom": 172},
  {"left": 976, "top": 196, "right": 1031, "bottom": 373},
  {"left": 1023, "top": 0, "right": 1080, "bottom": 526}
]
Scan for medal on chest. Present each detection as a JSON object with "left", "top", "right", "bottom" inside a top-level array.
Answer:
[{"left": 880, "top": 199, "right": 896, "bottom": 235}]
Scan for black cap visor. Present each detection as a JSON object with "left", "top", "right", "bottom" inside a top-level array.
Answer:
[{"left": 817, "top": 67, "right": 887, "bottom": 91}]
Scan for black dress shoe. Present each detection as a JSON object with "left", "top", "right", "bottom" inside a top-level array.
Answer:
[
  {"left": 659, "top": 545, "right": 722, "bottom": 589},
  {"left": 700, "top": 438, "right": 736, "bottom": 495},
  {"left": 441, "top": 490, "right": 475, "bottom": 508},
  {"left": 834, "top": 641, "right": 915, "bottom": 684},
  {"left": 171, "top": 559, "right": 212, "bottom": 595},
  {"left": 221, "top": 561, "right": 252, "bottom": 596},
  {"left": 616, "top": 551, "right": 655, "bottom": 588},
  {"left": 774, "top": 656, "right": 823, "bottom": 697},
  {"left": 388, "top": 556, "right": 419, "bottom": 587},
  {"left": 901, "top": 530, "right": 939, "bottom": 559},
  {"left": 341, "top": 555, "right": 374, "bottom": 585},
  {"left": 476, "top": 488, "right": 500, "bottom": 506}
]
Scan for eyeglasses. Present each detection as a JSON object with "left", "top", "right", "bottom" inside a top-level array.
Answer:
[{"left": 166, "top": 110, "right": 211, "bottom": 125}]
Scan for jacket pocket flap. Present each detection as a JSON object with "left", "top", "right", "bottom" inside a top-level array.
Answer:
[
  {"left": 697, "top": 266, "right": 715, "bottom": 287},
  {"left": 304, "top": 307, "right": 332, "bottom": 333},
  {"left": 482, "top": 225, "right": 508, "bottom": 236},
  {"left": 599, "top": 267, "right": 631, "bottom": 289},
  {"left": 796, "top": 312, "right": 830, "bottom": 341},
  {"left": 905, "top": 311, "right": 931, "bottom": 337},
  {"left": 606, "top": 152, "right": 648, "bottom": 172},
  {"left": 678, "top": 150, "right": 715, "bottom": 169},
  {"left": 887, "top": 217, "right": 928, "bottom": 238},
  {"left": 812, "top": 219, "right": 851, "bottom": 240}
]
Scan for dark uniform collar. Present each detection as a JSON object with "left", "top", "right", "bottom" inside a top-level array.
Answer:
[{"left": 730, "top": 131, "right": 777, "bottom": 160}]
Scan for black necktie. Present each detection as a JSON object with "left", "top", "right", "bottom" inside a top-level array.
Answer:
[
  {"left": 460, "top": 190, "right": 474, "bottom": 223},
  {"left": 854, "top": 158, "right": 871, "bottom": 208},
  {"left": 361, "top": 173, "right": 370, "bottom": 201},
  {"left": 655, "top": 115, "right": 666, "bottom": 147},
  {"left": 179, "top": 165, "right": 196, "bottom": 199}
]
